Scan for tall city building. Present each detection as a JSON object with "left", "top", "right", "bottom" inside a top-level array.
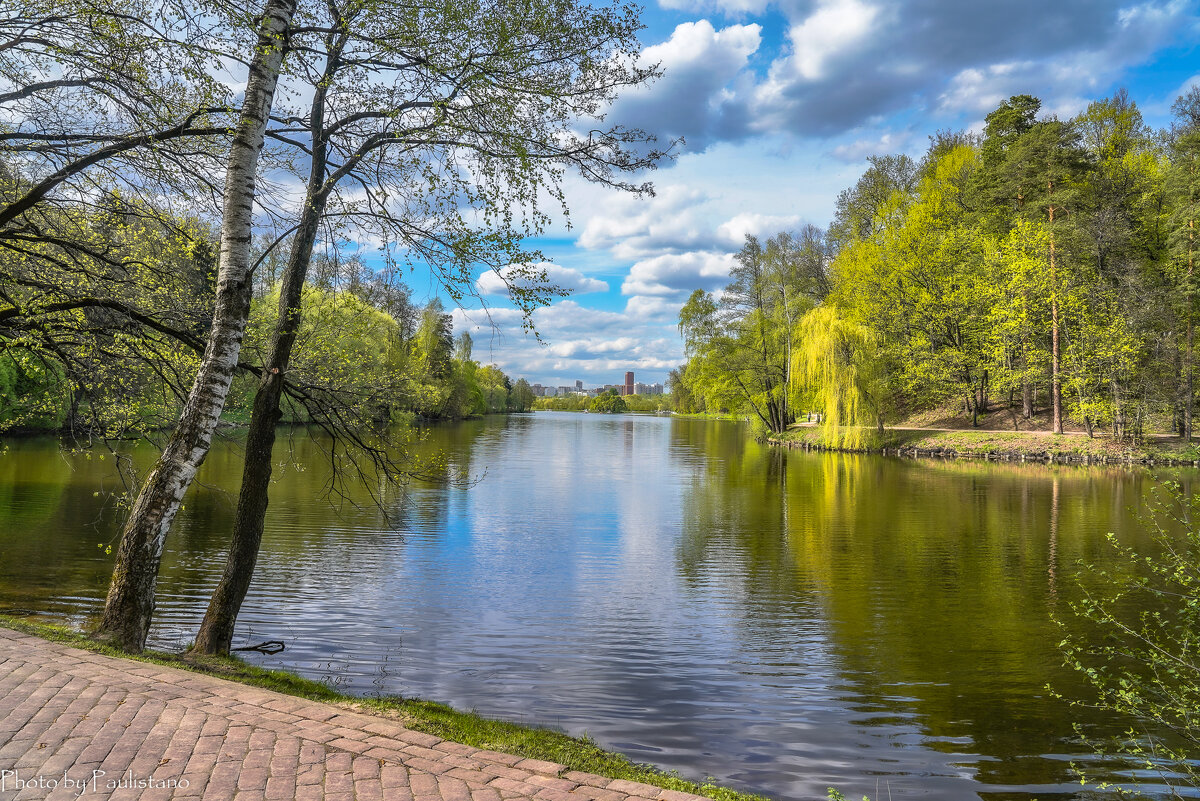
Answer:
[{"left": 624, "top": 371, "right": 634, "bottom": 396}]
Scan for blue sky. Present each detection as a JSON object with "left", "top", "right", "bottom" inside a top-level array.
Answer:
[{"left": 446, "top": 0, "right": 1200, "bottom": 389}]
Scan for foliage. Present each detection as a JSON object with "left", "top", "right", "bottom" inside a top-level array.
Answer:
[
  {"left": 679, "top": 89, "right": 1200, "bottom": 443},
  {"left": 0, "top": 350, "right": 70, "bottom": 431},
  {"left": 825, "top": 790, "right": 869, "bottom": 801},
  {"left": 1058, "top": 482, "right": 1200, "bottom": 794},
  {"left": 0, "top": 228, "right": 529, "bottom": 434},
  {"left": 794, "top": 307, "right": 884, "bottom": 449},
  {"left": 676, "top": 231, "right": 828, "bottom": 433},
  {"left": 589, "top": 389, "right": 628, "bottom": 413},
  {"left": 533, "top": 394, "right": 588, "bottom": 411}
]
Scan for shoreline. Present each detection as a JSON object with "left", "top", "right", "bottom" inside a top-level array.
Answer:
[
  {"left": 0, "top": 616, "right": 770, "bottom": 801},
  {"left": 767, "top": 426, "right": 1200, "bottom": 467}
]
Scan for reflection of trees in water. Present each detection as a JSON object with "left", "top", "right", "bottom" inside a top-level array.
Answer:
[
  {"left": 674, "top": 439, "right": 1176, "bottom": 790},
  {"left": 0, "top": 423, "right": 511, "bottom": 628}
]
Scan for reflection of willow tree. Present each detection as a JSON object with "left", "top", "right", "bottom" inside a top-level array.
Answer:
[{"left": 673, "top": 442, "right": 1162, "bottom": 788}]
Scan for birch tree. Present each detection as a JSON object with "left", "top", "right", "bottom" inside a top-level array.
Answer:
[
  {"left": 158, "top": 0, "right": 664, "bottom": 655},
  {"left": 95, "top": 0, "right": 298, "bottom": 651}
]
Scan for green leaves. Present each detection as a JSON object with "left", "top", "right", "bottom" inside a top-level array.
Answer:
[{"left": 1059, "top": 482, "right": 1200, "bottom": 792}]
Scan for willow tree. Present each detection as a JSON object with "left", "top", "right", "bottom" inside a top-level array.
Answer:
[
  {"left": 189, "top": 0, "right": 663, "bottom": 655},
  {"left": 794, "top": 306, "right": 884, "bottom": 449}
]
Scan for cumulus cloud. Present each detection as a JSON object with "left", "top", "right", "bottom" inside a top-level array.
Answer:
[
  {"left": 624, "top": 295, "right": 690, "bottom": 321},
  {"left": 449, "top": 299, "right": 686, "bottom": 386},
  {"left": 605, "top": 20, "right": 761, "bottom": 151},
  {"left": 716, "top": 212, "right": 804, "bottom": 245},
  {"left": 616, "top": 0, "right": 1197, "bottom": 145},
  {"left": 621, "top": 251, "right": 737, "bottom": 297},
  {"left": 577, "top": 184, "right": 722, "bottom": 259},
  {"left": 829, "top": 130, "right": 918, "bottom": 162},
  {"left": 785, "top": 0, "right": 880, "bottom": 82},
  {"left": 475, "top": 262, "right": 608, "bottom": 297}
]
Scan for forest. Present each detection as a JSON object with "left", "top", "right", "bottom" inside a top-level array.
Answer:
[
  {"left": 674, "top": 89, "right": 1200, "bottom": 447},
  {"left": 0, "top": 219, "right": 534, "bottom": 438}
]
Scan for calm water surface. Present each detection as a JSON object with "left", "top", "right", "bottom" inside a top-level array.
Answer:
[{"left": 0, "top": 412, "right": 1187, "bottom": 799}]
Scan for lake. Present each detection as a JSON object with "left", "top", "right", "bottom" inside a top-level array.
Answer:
[{"left": 0, "top": 412, "right": 1187, "bottom": 800}]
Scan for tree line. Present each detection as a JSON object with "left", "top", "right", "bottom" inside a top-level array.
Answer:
[
  {"left": 675, "top": 89, "right": 1200, "bottom": 447},
  {"left": 1, "top": 224, "right": 535, "bottom": 436},
  {"left": 533, "top": 389, "right": 670, "bottom": 413}
]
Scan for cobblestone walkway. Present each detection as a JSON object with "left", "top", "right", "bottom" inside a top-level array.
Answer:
[{"left": 0, "top": 629, "right": 707, "bottom": 801}]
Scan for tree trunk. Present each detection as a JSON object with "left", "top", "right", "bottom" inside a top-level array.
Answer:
[
  {"left": 1021, "top": 292, "right": 1033, "bottom": 419},
  {"left": 93, "top": 0, "right": 296, "bottom": 653},
  {"left": 193, "top": 39, "right": 341, "bottom": 654},
  {"left": 1186, "top": 217, "right": 1194, "bottom": 441},
  {"left": 1049, "top": 199, "right": 1063, "bottom": 435}
]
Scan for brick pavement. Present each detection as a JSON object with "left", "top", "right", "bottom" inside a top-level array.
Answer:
[{"left": 0, "top": 628, "right": 708, "bottom": 801}]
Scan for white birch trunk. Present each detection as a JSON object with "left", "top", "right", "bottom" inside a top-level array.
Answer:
[{"left": 96, "top": 0, "right": 297, "bottom": 652}]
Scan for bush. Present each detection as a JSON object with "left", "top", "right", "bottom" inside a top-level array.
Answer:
[{"left": 1059, "top": 482, "right": 1200, "bottom": 793}]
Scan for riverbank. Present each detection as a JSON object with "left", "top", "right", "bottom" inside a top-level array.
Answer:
[
  {"left": 770, "top": 425, "right": 1200, "bottom": 465},
  {"left": 0, "top": 616, "right": 768, "bottom": 801}
]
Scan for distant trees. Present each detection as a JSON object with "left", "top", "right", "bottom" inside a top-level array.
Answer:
[
  {"left": 511, "top": 379, "right": 535, "bottom": 412},
  {"left": 679, "top": 89, "right": 1200, "bottom": 445},
  {"left": 676, "top": 232, "right": 829, "bottom": 434},
  {"left": 590, "top": 388, "right": 627, "bottom": 413}
]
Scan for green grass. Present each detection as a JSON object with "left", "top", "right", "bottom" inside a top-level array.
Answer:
[
  {"left": 774, "top": 426, "right": 1200, "bottom": 463},
  {"left": 671, "top": 411, "right": 750, "bottom": 422},
  {"left": 0, "top": 616, "right": 771, "bottom": 801}
]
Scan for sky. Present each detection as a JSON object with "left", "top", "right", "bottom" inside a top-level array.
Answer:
[{"left": 444, "top": 0, "right": 1200, "bottom": 390}]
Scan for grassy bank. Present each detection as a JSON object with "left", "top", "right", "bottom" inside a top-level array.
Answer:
[
  {"left": 669, "top": 411, "right": 750, "bottom": 422},
  {"left": 773, "top": 425, "right": 1200, "bottom": 465},
  {"left": 0, "top": 616, "right": 770, "bottom": 801}
]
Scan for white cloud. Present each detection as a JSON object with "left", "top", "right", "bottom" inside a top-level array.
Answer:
[
  {"left": 624, "top": 295, "right": 686, "bottom": 321},
  {"left": 577, "top": 185, "right": 718, "bottom": 259},
  {"left": 546, "top": 337, "right": 639, "bottom": 357},
  {"left": 716, "top": 212, "right": 804, "bottom": 245},
  {"left": 605, "top": 20, "right": 761, "bottom": 151},
  {"left": 475, "top": 262, "right": 608, "bottom": 297},
  {"left": 448, "top": 298, "right": 686, "bottom": 386},
  {"left": 786, "top": 0, "right": 880, "bottom": 82},
  {"left": 829, "top": 130, "right": 917, "bottom": 162},
  {"left": 621, "top": 251, "right": 737, "bottom": 297}
]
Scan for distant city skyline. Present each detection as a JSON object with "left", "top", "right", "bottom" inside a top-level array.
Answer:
[{"left": 527, "top": 371, "right": 665, "bottom": 397}]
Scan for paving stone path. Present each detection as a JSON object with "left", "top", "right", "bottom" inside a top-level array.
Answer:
[{"left": 0, "top": 629, "right": 709, "bottom": 801}]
